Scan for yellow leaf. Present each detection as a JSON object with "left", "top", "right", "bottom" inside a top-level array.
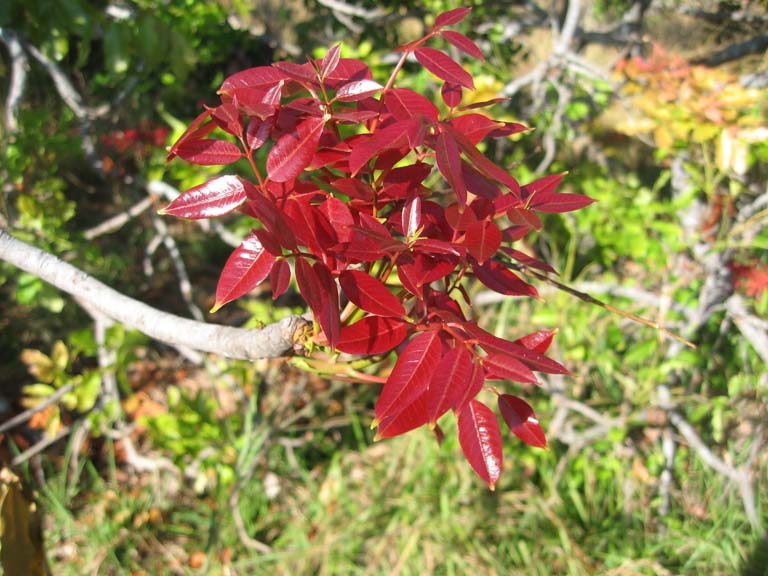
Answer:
[
  {"left": 20, "top": 350, "right": 54, "bottom": 383},
  {"left": 0, "top": 468, "right": 52, "bottom": 576}
]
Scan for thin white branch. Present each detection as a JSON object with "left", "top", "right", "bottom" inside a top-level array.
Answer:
[
  {"left": 0, "top": 28, "right": 28, "bottom": 133},
  {"left": 0, "top": 228, "right": 307, "bottom": 360},
  {"left": 149, "top": 213, "right": 204, "bottom": 322},
  {"left": 726, "top": 294, "right": 768, "bottom": 365},
  {"left": 315, "top": 0, "right": 387, "bottom": 21},
  {"left": 83, "top": 196, "right": 154, "bottom": 240}
]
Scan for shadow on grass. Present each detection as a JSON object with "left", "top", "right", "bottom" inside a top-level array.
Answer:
[{"left": 741, "top": 533, "right": 768, "bottom": 576}]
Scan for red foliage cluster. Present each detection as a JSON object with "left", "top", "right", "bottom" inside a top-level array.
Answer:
[{"left": 161, "top": 7, "right": 593, "bottom": 488}]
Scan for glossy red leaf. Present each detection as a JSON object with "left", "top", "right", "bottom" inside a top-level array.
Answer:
[
  {"left": 530, "top": 193, "right": 596, "bottom": 214},
  {"left": 295, "top": 258, "right": 340, "bottom": 348},
  {"left": 501, "top": 247, "right": 557, "bottom": 274},
  {"left": 435, "top": 6, "right": 472, "bottom": 28},
  {"left": 339, "top": 270, "right": 405, "bottom": 318},
  {"left": 270, "top": 258, "right": 291, "bottom": 300},
  {"left": 450, "top": 114, "right": 503, "bottom": 145},
  {"left": 415, "top": 47, "right": 474, "bottom": 90},
  {"left": 336, "top": 316, "right": 409, "bottom": 355},
  {"left": 267, "top": 116, "right": 326, "bottom": 182},
  {"left": 455, "top": 360, "right": 486, "bottom": 409},
  {"left": 467, "top": 325, "right": 569, "bottom": 375},
  {"left": 483, "top": 353, "right": 539, "bottom": 384},
  {"left": 424, "top": 346, "right": 474, "bottom": 424},
  {"left": 323, "top": 59, "right": 373, "bottom": 90},
  {"left": 440, "top": 30, "right": 485, "bottom": 61},
  {"left": 441, "top": 82, "right": 463, "bottom": 108},
  {"left": 208, "top": 102, "right": 243, "bottom": 136},
  {"left": 272, "top": 60, "right": 317, "bottom": 84},
  {"left": 435, "top": 130, "right": 467, "bottom": 207},
  {"left": 219, "top": 66, "right": 289, "bottom": 95},
  {"left": 348, "top": 119, "right": 413, "bottom": 175},
  {"left": 167, "top": 109, "right": 215, "bottom": 161},
  {"left": 457, "top": 399, "right": 503, "bottom": 490},
  {"left": 335, "top": 79, "right": 384, "bottom": 102},
  {"left": 376, "top": 393, "right": 430, "bottom": 439},
  {"left": 212, "top": 233, "right": 276, "bottom": 311},
  {"left": 175, "top": 139, "right": 242, "bottom": 165},
  {"left": 465, "top": 219, "right": 502, "bottom": 264},
  {"left": 374, "top": 329, "right": 443, "bottom": 424},
  {"left": 521, "top": 173, "right": 565, "bottom": 201},
  {"left": 245, "top": 117, "right": 273, "bottom": 151},
  {"left": 441, "top": 123, "right": 520, "bottom": 195},
  {"left": 498, "top": 394, "right": 547, "bottom": 448},
  {"left": 159, "top": 175, "right": 247, "bottom": 220},
  {"left": 473, "top": 260, "right": 538, "bottom": 297},
  {"left": 384, "top": 88, "right": 440, "bottom": 123},
  {"left": 319, "top": 196, "right": 355, "bottom": 244},
  {"left": 320, "top": 44, "right": 342, "bottom": 79},
  {"left": 398, "top": 252, "right": 457, "bottom": 296},
  {"left": 402, "top": 195, "right": 422, "bottom": 239},
  {"left": 514, "top": 329, "right": 557, "bottom": 354}
]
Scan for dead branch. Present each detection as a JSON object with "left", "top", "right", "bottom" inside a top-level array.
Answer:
[{"left": 0, "top": 228, "right": 308, "bottom": 360}]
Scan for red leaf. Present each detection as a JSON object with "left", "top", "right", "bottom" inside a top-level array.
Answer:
[
  {"left": 514, "top": 330, "right": 557, "bottom": 354},
  {"left": 208, "top": 102, "right": 243, "bottom": 136},
  {"left": 272, "top": 61, "right": 317, "bottom": 84},
  {"left": 336, "top": 316, "right": 409, "bottom": 355},
  {"left": 521, "top": 173, "right": 564, "bottom": 201},
  {"left": 457, "top": 399, "right": 503, "bottom": 490},
  {"left": 219, "top": 66, "right": 289, "bottom": 95},
  {"left": 397, "top": 252, "right": 457, "bottom": 296},
  {"left": 295, "top": 258, "right": 340, "bottom": 348},
  {"left": 473, "top": 260, "right": 538, "bottom": 297},
  {"left": 374, "top": 330, "right": 443, "bottom": 424},
  {"left": 270, "top": 258, "right": 292, "bottom": 300},
  {"left": 159, "top": 175, "right": 247, "bottom": 220},
  {"left": 267, "top": 116, "right": 326, "bottom": 182},
  {"left": 498, "top": 394, "right": 547, "bottom": 448},
  {"left": 320, "top": 44, "right": 342, "bottom": 79},
  {"left": 323, "top": 59, "right": 373, "bottom": 90},
  {"left": 335, "top": 79, "right": 384, "bottom": 102},
  {"left": 384, "top": 88, "right": 440, "bottom": 123},
  {"left": 245, "top": 117, "right": 274, "bottom": 151},
  {"left": 167, "top": 109, "right": 215, "bottom": 161},
  {"left": 467, "top": 325, "right": 569, "bottom": 375},
  {"left": 424, "top": 346, "right": 474, "bottom": 424},
  {"left": 212, "top": 233, "right": 276, "bottom": 311},
  {"left": 348, "top": 119, "right": 413, "bottom": 175},
  {"left": 175, "top": 139, "right": 242, "bottom": 165},
  {"left": 455, "top": 360, "right": 486, "bottom": 409},
  {"left": 402, "top": 195, "right": 422, "bottom": 239},
  {"left": 465, "top": 219, "right": 502, "bottom": 264},
  {"left": 441, "top": 82, "right": 463, "bottom": 108},
  {"left": 483, "top": 353, "right": 539, "bottom": 384},
  {"left": 339, "top": 270, "right": 405, "bottom": 318},
  {"left": 376, "top": 394, "right": 430, "bottom": 439},
  {"left": 435, "top": 130, "right": 468, "bottom": 207},
  {"left": 441, "top": 123, "right": 520, "bottom": 195},
  {"left": 450, "top": 114, "right": 503, "bottom": 145},
  {"left": 415, "top": 47, "right": 474, "bottom": 90},
  {"left": 435, "top": 6, "right": 472, "bottom": 28},
  {"left": 440, "top": 30, "right": 485, "bottom": 61},
  {"left": 530, "top": 193, "right": 596, "bottom": 214}
]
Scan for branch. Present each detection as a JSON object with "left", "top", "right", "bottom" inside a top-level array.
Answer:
[
  {"left": 692, "top": 34, "right": 768, "bottom": 67},
  {"left": 0, "top": 28, "right": 28, "bottom": 133},
  {"left": 0, "top": 228, "right": 308, "bottom": 360}
]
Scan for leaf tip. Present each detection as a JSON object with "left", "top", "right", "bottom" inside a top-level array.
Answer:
[{"left": 209, "top": 302, "right": 224, "bottom": 314}]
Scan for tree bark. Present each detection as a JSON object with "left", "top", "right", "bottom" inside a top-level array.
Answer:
[{"left": 0, "top": 228, "right": 307, "bottom": 360}]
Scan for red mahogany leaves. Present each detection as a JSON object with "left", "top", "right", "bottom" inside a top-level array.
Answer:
[
  {"left": 458, "top": 400, "right": 503, "bottom": 490},
  {"left": 162, "top": 13, "right": 595, "bottom": 490},
  {"left": 498, "top": 394, "right": 547, "bottom": 448},
  {"left": 212, "top": 233, "right": 276, "bottom": 312}
]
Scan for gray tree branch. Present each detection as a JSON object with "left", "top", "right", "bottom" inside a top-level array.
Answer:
[{"left": 0, "top": 228, "right": 307, "bottom": 360}]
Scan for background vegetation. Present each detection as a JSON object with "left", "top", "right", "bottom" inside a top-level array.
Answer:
[{"left": 1, "top": 1, "right": 766, "bottom": 574}]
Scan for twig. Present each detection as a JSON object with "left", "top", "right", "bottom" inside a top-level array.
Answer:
[
  {"left": 0, "top": 228, "right": 308, "bottom": 360},
  {"left": 83, "top": 196, "right": 155, "bottom": 240},
  {"left": 659, "top": 388, "right": 762, "bottom": 531},
  {"left": 0, "top": 28, "right": 29, "bottom": 133},
  {"left": 11, "top": 426, "right": 71, "bottom": 466},
  {"left": 0, "top": 382, "right": 75, "bottom": 435},
  {"left": 149, "top": 213, "right": 205, "bottom": 321},
  {"left": 692, "top": 34, "right": 768, "bottom": 67},
  {"left": 726, "top": 294, "right": 768, "bottom": 365},
  {"left": 315, "top": 0, "right": 387, "bottom": 21}
]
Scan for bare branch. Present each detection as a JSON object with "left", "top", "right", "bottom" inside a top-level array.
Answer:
[
  {"left": 83, "top": 196, "right": 154, "bottom": 240},
  {"left": 726, "top": 294, "right": 768, "bottom": 365},
  {"left": 692, "top": 34, "right": 768, "bottom": 67},
  {"left": 0, "top": 228, "right": 308, "bottom": 360},
  {"left": 0, "top": 28, "right": 29, "bottom": 133}
]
